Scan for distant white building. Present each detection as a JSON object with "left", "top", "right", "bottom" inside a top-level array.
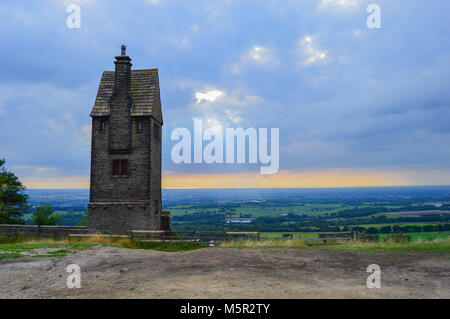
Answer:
[{"left": 225, "top": 217, "right": 256, "bottom": 224}]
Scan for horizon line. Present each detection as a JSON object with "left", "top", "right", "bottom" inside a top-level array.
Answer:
[{"left": 24, "top": 185, "right": 450, "bottom": 191}]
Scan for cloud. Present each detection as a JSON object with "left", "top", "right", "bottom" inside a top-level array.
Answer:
[
  {"left": 298, "top": 35, "right": 331, "bottom": 66},
  {"left": 0, "top": 81, "right": 95, "bottom": 175},
  {"left": 245, "top": 46, "right": 276, "bottom": 64},
  {"left": 21, "top": 176, "right": 90, "bottom": 189},
  {"left": 205, "top": 117, "right": 223, "bottom": 133},
  {"left": 12, "top": 165, "right": 55, "bottom": 172},
  {"left": 187, "top": 87, "right": 260, "bottom": 132},
  {"left": 11, "top": 165, "right": 57, "bottom": 178},
  {"left": 190, "top": 87, "right": 261, "bottom": 113},
  {"left": 0, "top": 102, "right": 6, "bottom": 117},
  {"left": 76, "top": 124, "right": 92, "bottom": 146},
  {"left": 225, "top": 109, "right": 243, "bottom": 124},
  {"left": 195, "top": 89, "right": 225, "bottom": 103},
  {"left": 230, "top": 45, "right": 278, "bottom": 74},
  {"left": 318, "top": 0, "right": 364, "bottom": 10},
  {"left": 2, "top": 0, "right": 450, "bottom": 186}
]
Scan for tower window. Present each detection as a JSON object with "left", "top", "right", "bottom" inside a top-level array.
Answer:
[
  {"left": 113, "top": 160, "right": 128, "bottom": 175},
  {"left": 137, "top": 121, "right": 143, "bottom": 133},
  {"left": 100, "top": 121, "right": 106, "bottom": 132},
  {"left": 154, "top": 200, "right": 159, "bottom": 214},
  {"left": 153, "top": 122, "right": 161, "bottom": 140}
]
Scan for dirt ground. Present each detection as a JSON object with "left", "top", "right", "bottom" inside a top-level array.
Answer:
[{"left": 0, "top": 246, "right": 449, "bottom": 299}]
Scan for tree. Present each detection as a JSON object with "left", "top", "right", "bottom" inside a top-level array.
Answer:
[
  {"left": 32, "top": 202, "right": 61, "bottom": 226},
  {"left": 0, "top": 159, "right": 28, "bottom": 224},
  {"left": 76, "top": 215, "right": 88, "bottom": 226}
]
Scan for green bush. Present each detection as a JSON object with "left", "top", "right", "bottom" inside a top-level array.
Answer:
[
  {"left": 385, "top": 234, "right": 412, "bottom": 243},
  {"left": 32, "top": 202, "right": 61, "bottom": 226},
  {"left": 0, "top": 159, "right": 29, "bottom": 224}
]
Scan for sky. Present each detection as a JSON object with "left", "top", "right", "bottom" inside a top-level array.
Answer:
[{"left": 0, "top": 0, "right": 450, "bottom": 188}]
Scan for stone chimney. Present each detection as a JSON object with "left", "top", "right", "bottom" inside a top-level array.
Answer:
[
  {"left": 114, "top": 45, "right": 132, "bottom": 94},
  {"left": 109, "top": 45, "right": 133, "bottom": 153}
]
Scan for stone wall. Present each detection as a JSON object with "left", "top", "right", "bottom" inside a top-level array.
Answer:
[
  {"left": 87, "top": 202, "right": 160, "bottom": 232},
  {"left": 90, "top": 117, "right": 153, "bottom": 202},
  {"left": 0, "top": 220, "right": 171, "bottom": 238},
  {"left": 161, "top": 211, "right": 172, "bottom": 231},
  {"left": 0, "top": 224, "right": 89, "bottom": 238}
]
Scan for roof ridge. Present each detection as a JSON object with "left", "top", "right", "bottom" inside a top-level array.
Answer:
[
  {"left": 102, "top": 69, "right": 158, "bottom": 73},
  {"left": 91, "top": 68, "right": 162, "bottom": 123}
]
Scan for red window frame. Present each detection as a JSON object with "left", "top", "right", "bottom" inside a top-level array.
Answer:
[
  {"left": 121, "top": 160, "right": 128, "bottom": 175},
  {"left": 113, "top": 160, "right": 128, "bottom": 175}
]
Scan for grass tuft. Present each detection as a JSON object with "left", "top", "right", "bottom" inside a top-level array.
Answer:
[
  {"left": 1, "top": 235, "right": 448, "bottom": 258},
  {"left": 321, "top": 237, "right": 450, "bottom": 253},
  {"left": 220, "top": 239, "right": 308, "bottom": 249},
  {"left": 116, "top": 239, "right": 207, "bottom": 252},
  {"left": 219, "top": 237, "right": 450, "bottom": 253},
  {"left": 0, "top": 235, "right": 206, "bottom": 258}
]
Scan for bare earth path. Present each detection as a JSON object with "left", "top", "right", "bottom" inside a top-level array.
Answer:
[{"left": 0, "top": 246, "right": 449, "bottom": 299}]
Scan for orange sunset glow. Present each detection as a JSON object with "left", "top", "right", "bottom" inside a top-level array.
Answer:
[{"left": 20, "top": 169, "right": 450, "bottom": 189}]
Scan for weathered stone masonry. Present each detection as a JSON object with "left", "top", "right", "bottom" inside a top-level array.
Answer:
[
  {"left": 0, "top": 46, "right": 170, "bottom": 238},
  {"left": 87, "top": 45, "right": 170, "bottom": 232},
  {"left": 0, "top": 225, "right": 89, "bottom": 238}
]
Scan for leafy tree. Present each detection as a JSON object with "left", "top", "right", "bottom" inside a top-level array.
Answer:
[
  {"left": 32, "top": 202, "right": 61, "bottom": 226},
  {"left": 379, "top": 226, "right": 392, "bottom": 234},
  {"left": 423, "top": 225, "right": 435, "bottom": 232},
  {"left": 76, "top": 215, "right": 88, "bottom": 226},
  {"left": 0, "top": 159, "right": 28, "bottom": 224}
]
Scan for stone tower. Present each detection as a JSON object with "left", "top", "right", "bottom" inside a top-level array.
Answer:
[{"left": 87, "top": 45, "right": 170, "bottom": 232}]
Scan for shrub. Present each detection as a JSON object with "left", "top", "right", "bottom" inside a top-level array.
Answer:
[
  {"left": 32, "top": 202, "right": 61, "bottom": 226},
  {"left": 385, "top": 234, "right": 412, "bottom": 243}
]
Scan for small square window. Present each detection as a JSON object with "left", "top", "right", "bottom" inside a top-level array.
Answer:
[
  {"left": 121, "top": 160, "right": 128, "bottom": 175},
  {"left": 113, "top": 160, "right": 128, "bottom": 175},
  {"left": 153, "top": 123, "right": 161, "bottom": 140},
  {"left": 113, "top": 160, "right": 120, "bottom": 175}
]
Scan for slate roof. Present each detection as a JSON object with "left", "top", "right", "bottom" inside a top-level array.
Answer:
[{"left": 90, "top": 69, "right": 162, "bottom": 124}]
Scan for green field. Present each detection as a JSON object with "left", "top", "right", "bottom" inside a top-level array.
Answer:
[
  {"left": 369, "top": 231, "right": 450, "bottom": 241},
  {"left": 261, "top": 231, "right": 450, "bottom": 242},
  {"left": 260, "top": 233, "right": 319, "bottom": 239},
  {"left": 168, "top": 202, "right": 364, "bottom": 218}
]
